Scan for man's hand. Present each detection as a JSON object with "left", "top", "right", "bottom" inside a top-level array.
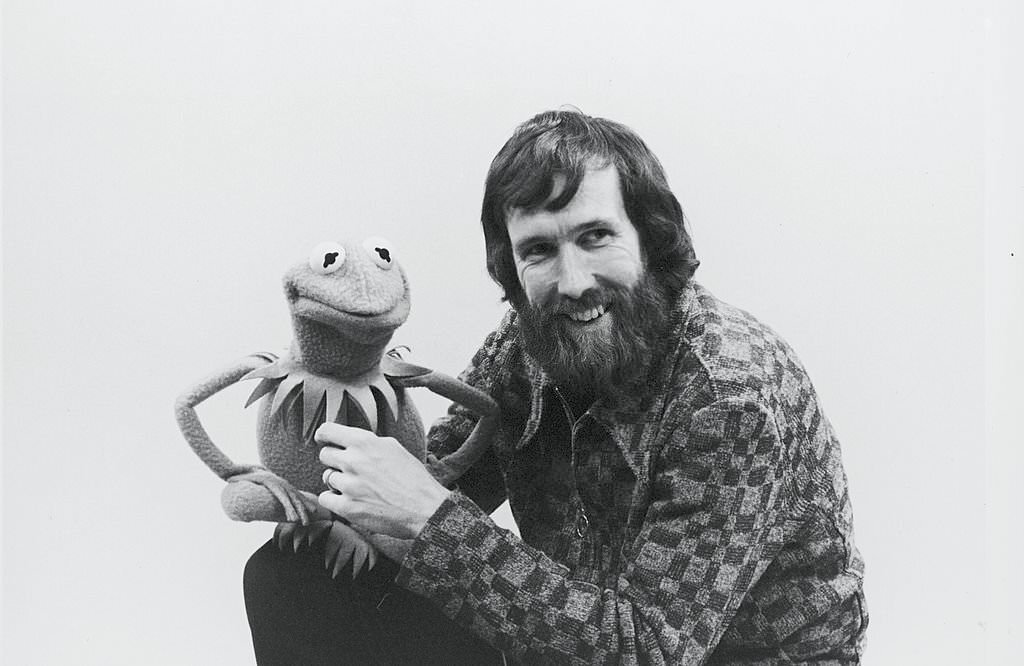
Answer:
[{"left": 315, "top": 423, "right": 451, "bottom": 540}]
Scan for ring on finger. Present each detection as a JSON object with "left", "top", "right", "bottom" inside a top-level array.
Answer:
[{"left": 322, "top": 468, "right": 342, "bottom": 490}]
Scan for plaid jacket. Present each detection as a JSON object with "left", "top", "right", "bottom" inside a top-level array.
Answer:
[{"left": 396, "top": 282, "right": 867, "bottom": 664}]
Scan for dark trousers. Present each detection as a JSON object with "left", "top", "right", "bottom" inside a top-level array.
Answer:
[{"left": 243, "top": 539, "right": 503, "bottom": 665}]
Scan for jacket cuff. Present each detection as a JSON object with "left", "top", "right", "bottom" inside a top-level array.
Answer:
[{"left": 395, "top": 491, "right": 520, "bottom": 620}]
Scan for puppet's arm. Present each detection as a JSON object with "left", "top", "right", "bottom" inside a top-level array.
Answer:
[
  {"left": 391, "top": 367, "right": 499, "bottom": 487},
  {"left": 220, "top": 484, "right": 329, "bottom": 522},
  {"left": 174, "top": 355, "right": 314, "bottom": 524}
]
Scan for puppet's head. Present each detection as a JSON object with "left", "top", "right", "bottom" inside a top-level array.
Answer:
[{"left": 283, "top": 237, "right": 410, "bottom": 377}]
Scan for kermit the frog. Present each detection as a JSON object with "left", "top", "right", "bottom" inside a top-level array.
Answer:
[{"left": 174, "top": 237, "right": 498, "bottom": 575}]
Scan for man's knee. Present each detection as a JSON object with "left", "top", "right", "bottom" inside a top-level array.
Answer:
[
  {"left": 243, "top": 540, "right": 290, "bottom": 623},
  {"left": 241, "top": 539, "right": 499, "bottom": 664},
  {"left": 243, "top": 539, "right": 383, "bottom": 664}
]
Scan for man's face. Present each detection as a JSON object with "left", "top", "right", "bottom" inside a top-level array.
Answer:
[
  {"left": 507, "top": 165, "right": 643, "bottom": 334},
  {"left": 507, "top": 165, "right": 669, "bottom": 397}
]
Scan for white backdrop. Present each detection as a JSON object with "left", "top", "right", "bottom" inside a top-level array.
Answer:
[{"left": 3, "top": 2, "right": 1020, "bottom": 664}]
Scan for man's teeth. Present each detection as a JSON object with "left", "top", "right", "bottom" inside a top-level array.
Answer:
[{"left": 568, "top": 305, "right": 606, "bottom": 322}]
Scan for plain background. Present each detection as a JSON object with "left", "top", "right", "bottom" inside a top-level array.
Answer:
[{"left": 3, "top": 1, "right": 1021, "bottom": 664}]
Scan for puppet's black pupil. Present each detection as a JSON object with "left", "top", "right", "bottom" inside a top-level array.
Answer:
[
  {"left": 323, "top": 252, "right": 339, "bottom": 268},
  {"left": 375, "top": 247, "right": 391, "bottom": 263}
]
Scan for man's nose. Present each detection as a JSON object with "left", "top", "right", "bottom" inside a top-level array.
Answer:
[{"left": 555, "top": 249, "right": 597, "bottom": 300}]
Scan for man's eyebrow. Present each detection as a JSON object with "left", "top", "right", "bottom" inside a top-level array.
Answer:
[{"left": 575, "top": 219, "right": 614, "bottom": 233}]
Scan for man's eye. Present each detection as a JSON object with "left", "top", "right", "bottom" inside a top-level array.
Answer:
[
  {"left": 523, "top": 244, "right": 554, "bottom": 259},
  {"left": 581, "top": 229, "right": 613, "bottom": 246}
]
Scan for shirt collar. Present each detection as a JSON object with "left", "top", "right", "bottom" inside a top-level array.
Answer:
[{"left": 512, "top": 283, "right": 697, "bottom": 476}]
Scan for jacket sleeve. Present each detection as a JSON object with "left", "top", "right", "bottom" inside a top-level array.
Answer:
[{"left": 397, "top": 397, "right": 794, "bottom": 665}]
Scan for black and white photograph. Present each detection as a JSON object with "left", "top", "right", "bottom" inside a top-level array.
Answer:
[{"left": 3, "top": 1, "right": 1021, "bottom": 664}]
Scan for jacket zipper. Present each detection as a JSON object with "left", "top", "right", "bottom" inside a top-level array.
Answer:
[{"left": 553, "top": 386, "right": 590, "bottom": 538}]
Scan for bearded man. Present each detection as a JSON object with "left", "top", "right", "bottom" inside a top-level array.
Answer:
[{"left": 308, "top": 110, "right": 868, "bottom": 664}]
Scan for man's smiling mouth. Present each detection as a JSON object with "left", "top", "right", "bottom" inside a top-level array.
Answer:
[{"left": 567, "top": 304, "right": 607, "bottom": 322}]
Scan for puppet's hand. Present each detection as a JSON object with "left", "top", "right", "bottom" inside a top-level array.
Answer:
[
  {"left": 426, "top": 413, "right": 500, "bottom": 486},
  {"left": 227, "top": 469, "right": 315, "bottom": 525}
]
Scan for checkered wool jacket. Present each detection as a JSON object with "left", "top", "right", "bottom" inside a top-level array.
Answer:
[{"left": 395, "top": 282, "right": 867, "bottom": 664}]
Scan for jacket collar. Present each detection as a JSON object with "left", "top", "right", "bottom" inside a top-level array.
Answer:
[{"left": 512, "top": 283, "right": 697, "bottom": 477}]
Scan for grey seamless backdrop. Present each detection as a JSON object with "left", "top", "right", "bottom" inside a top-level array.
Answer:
[{"left": 3, "top": 2, "right": 1021, "bottom": 664}]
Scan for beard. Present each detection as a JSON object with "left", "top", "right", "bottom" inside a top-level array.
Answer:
[{"left": 515, "top": 272, "right": 673, "bottom": 403}]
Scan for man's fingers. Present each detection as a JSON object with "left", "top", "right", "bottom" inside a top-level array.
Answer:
[
  {"left": 322, "top": 469, "right": 365, "bottom": 498},
  {"left": 314, "top": 422, "right": 374, "bottom": 447},
  {"left": 319, "top": 490, "right": 348, "bottom": 516},
  {"left": 322, "top": 468, "right": 343, "bottom": 492},
  {"left": 319, "top": 443, "right": 373, "bottom": 474},
  {"left": 319, "top": 444, "right": 346, "bottom": 469}
]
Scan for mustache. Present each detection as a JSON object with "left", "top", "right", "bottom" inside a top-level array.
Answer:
[{"left": 526, "top": 279, "right": 623, "bottom": 316}]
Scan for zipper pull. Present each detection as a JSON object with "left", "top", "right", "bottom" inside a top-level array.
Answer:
[{"left": 575, "top": 507, "right": 590, "bottom": 537}]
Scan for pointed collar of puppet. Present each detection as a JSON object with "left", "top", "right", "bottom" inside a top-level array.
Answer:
[{"left": 240, "top": 348, "right": 431, "bottom": 439}]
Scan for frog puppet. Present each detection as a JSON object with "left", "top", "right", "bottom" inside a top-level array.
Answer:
[{"left": 174, "top": 237, "right": 498, "bottom": 576}]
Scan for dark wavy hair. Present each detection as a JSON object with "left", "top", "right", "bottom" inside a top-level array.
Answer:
[{"left": 481, "top": 109, "right": 699, "bottom": 304}]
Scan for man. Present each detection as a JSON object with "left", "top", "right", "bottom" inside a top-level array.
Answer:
[{"left": 314, "top": 109, "right": 868, "bottom": 663}]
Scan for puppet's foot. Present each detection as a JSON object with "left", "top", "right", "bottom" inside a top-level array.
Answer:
[
  {"left": 323, "top": 521, "right": 378, "bottom": 579},
  {"left": 273, "top": 520, "right": 332, "bottom": 553}
]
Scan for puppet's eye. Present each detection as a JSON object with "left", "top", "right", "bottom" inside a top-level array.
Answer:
[
  {"left": 362, "top": 237, "right": 395, "bottom": 270},
  {"left": 308, "top": 242, "right": 346, "bottom": 275}
]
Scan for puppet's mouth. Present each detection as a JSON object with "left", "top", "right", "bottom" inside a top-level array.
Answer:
[{"left": 290, "top": 294, "right": 409, "bottom": 334}]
